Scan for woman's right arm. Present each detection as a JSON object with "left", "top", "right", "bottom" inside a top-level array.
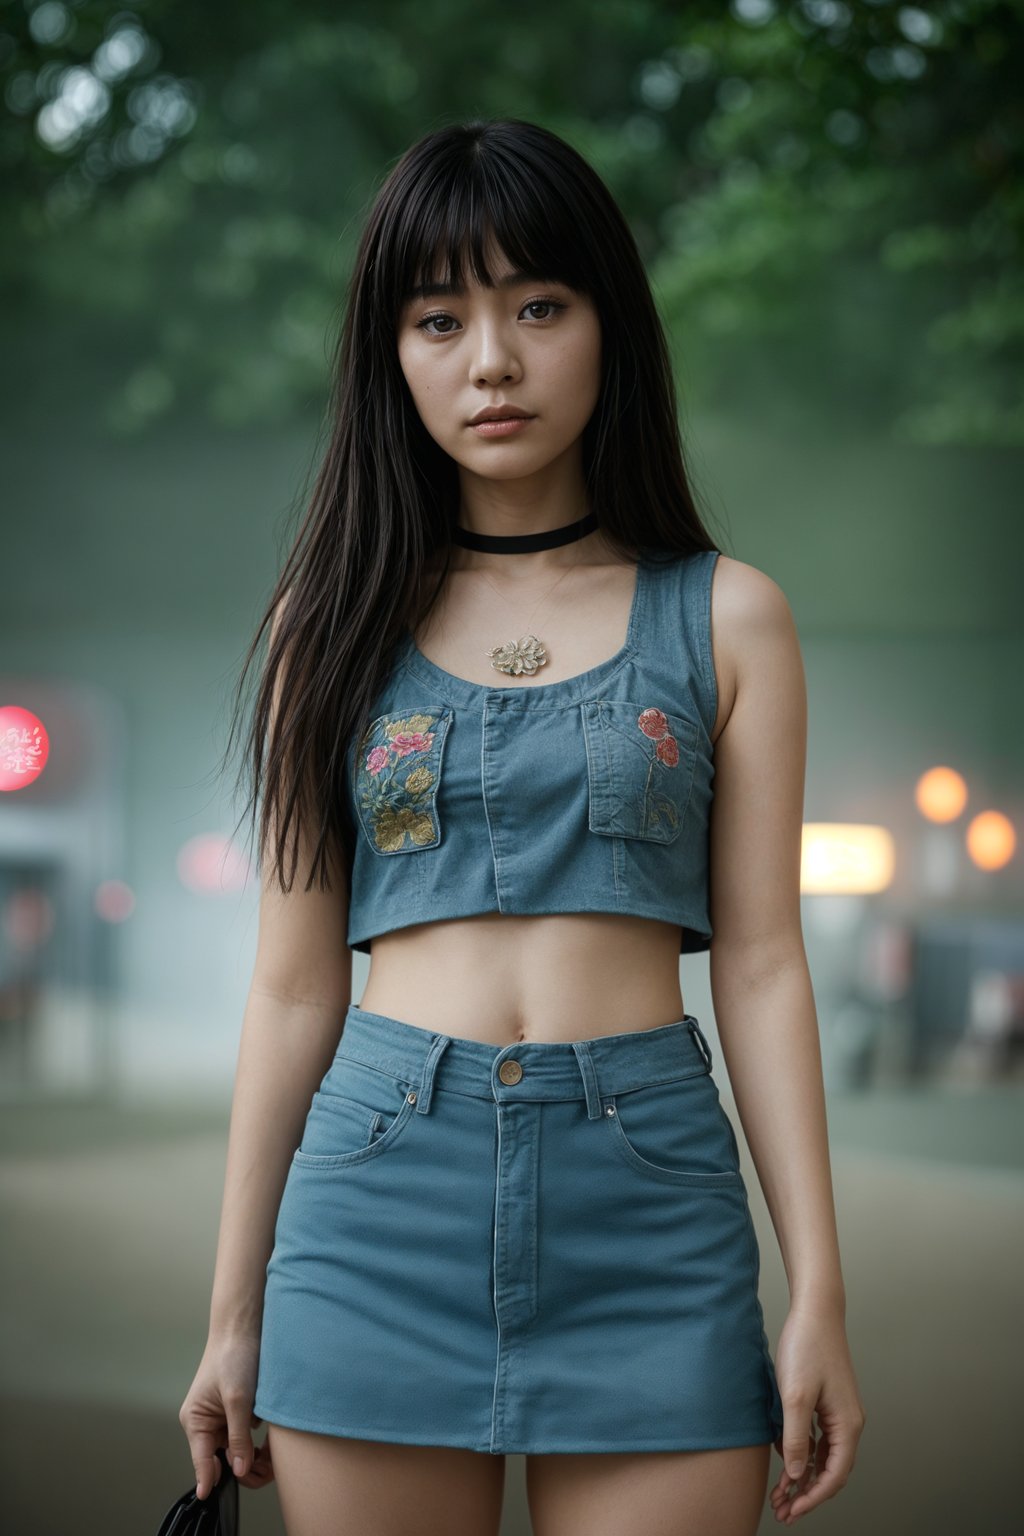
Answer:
[{"left": 179, "top": 604, "right": 353, "bottom": 1501}]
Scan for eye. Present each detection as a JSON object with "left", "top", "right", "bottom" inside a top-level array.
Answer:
[
  {"left": 522, "top": 299, "right": 565, "bottom": 321},
  {"left": 415, "top": 311, "right": 458, "bottom": 336},
  {"left": 414, "top": 296, "right": 568, "bottom": 338}
]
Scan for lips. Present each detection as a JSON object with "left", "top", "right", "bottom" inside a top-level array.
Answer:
[
  {"left": 469, "top": 406, "right": 534, "bottom": 424},
  {"left": 469, "top": 416, "right": 534, "bottom": 437}
]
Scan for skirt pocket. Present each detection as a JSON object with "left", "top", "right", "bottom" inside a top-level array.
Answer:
[
  {"left": 293, "top": 1057, "right": 417, "bottom": 1170},
  {"left": 602, "top": 1067, "right": 742, "bottom": 1187}
]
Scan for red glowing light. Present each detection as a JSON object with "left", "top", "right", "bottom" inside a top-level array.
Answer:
[
  {"left": 0, "top": 705, "right": 49, "bottom": 791},
  {"left": 177, "top": 833, "right": 251, "bottom": 893},
  {"left": 2, "top": 888, "right": 55, "bottom": 949},
  {"left": 94, "top": 881, "right": 136, "bottom": 923}
]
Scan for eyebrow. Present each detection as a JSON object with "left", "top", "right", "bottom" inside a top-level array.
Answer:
[{"left": 405, "top": 267, "right": 558, "bottom": 303}]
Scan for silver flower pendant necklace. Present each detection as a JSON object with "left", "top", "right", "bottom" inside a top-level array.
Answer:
[{"left": 450, "top": 508, "right": 600, "bottom": 677}]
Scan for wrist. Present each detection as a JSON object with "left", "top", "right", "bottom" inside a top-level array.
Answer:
[
  {"left": 788, "top": 1279, "right": 846, "bottom": 1318},
  {"left": 209, "top": 1301, "right": 264, "bottom": 1341}
]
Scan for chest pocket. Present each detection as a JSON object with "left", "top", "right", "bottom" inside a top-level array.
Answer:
[
  {"left": 353, "top": 704, "right": 453, "bottom": 855},
  {"left": 581, "top": 700, "right": 698, "bottom": 845}
]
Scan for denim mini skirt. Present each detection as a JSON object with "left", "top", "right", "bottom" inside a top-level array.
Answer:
[{"left": 253, "top": 1003, "right": 785, "bottom": 1456}]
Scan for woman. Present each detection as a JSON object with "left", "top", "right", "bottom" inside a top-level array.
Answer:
[{"left": 180, "top": 118, "right": 865, "bottom": 1535}]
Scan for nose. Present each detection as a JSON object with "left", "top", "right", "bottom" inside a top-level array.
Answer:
[{"left": 470, "top": 318, "right": 522, "bottom": 387}]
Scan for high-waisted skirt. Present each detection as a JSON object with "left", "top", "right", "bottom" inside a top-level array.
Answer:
[{"left": 253, "top": 1003, "right": 785, "bottom": 1455}]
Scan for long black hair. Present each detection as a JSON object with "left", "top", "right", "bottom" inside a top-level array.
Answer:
[{"left": 221, "top": 116, "right": 723, "bottom": 900}]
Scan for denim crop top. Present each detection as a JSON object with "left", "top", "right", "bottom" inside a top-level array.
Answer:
[{"left": 344, "top": 546, "right": 719, "bottom": 955}]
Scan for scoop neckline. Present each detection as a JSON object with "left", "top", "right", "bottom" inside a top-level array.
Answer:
[{"left": 398, "top": 547, "right": 651, "bottom": 709}]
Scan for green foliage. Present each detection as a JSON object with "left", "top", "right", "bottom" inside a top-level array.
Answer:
[{"left": 2, "top": 0, "right": 1021, "bottom": 443}]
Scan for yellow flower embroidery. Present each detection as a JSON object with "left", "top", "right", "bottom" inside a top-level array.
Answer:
[
  {"left": 372, "top": 804, "right": 437, "bottom": 853},
  {"left": 403, "top": 765, "right": 434, "bottom": 795}
]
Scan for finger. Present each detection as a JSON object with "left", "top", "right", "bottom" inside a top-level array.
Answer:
[
  {"left": 770, "top": 1431, "right": 817, "bottom": 1509},
  {"left": 813, "top": 1430, "right": 829, "bottom": 1479},
  {"left": 241, "top": 1439, "right": 276, "bottom": 1489},
  {"left": 780, "top": 1415, "right": 815, "bottom": 1486},
  {"left": 189, "top": 1427, "right": 223, "bottom": 1502},
  {"left": 771, "top": 1428, "right": 814, "bottom": 1482},
  {"left": 778, "top": 1433, "right": 856, "bottom": 1520},
  {"left": 225, "top": 1395, "right": 256, "bottom": 1479}
]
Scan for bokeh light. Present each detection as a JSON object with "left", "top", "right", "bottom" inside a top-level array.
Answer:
[
  {"left": 915, "top": 765, "right": 968, "bottom": 823},
  {"left": 176, "top": 832, "right": 251, "bottom": 893},
  {"left": 801, "top": 823, "right": 895, "bottom": 895},
  {"left": 0, "top": 704, "right": 50, "bottom": 790},
  {"left": 965, "top": 810, "right": 1016, "bottom": 872},
  {"left": 94, "top": 880, "right": 136, "bottom": 923},
  {"left": 2, "top": 886, "right": 56, "bottom": 950}
]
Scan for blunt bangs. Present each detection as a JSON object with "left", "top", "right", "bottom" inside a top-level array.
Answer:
[{"left": 378, "top": 141, "right": 599, "bottom": 324}]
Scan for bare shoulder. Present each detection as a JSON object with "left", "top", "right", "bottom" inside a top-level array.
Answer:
[
  {"left": 712, "top": 553, "right": 794, "bottom": 633},
  {"left": 709, "top": 555, "right": 799, "bottom": 742}
]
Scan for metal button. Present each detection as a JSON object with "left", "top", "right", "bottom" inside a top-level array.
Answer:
[
  {"left": 498, "top": 1059, "right": 523, "bottom": 1085},
  {"left": 605, "top": 1105, "right": 616, "bottom": 1116},
  {"left": 407, "top": 1091, "right": 417, "bottom": 1103}
]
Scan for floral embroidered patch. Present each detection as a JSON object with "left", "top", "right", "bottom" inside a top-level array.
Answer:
[
  {"left": 581, "top": 699, "right": 696, "bottom": 845},
  {"left": 635, "top": 706, "right": 680, "bottom": 836},
  {"left": 355, "top": 710, "right": 450, "bottom": 854},
  {"left": 637, "top": 706, "right": 680, "bottom": 765}
]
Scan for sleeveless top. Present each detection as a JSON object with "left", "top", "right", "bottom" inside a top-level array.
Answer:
[{"left": 344, "top": 546, "right": 719, "bottom": 956}]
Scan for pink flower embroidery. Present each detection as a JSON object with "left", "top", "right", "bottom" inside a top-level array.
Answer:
[
  {"left": 637, "top": 706, "right": 677, "bottom": 767},
  {"left": 391, "top": 730, "right": 435, "bottom": 757},
  {"left": 365, "top": 745, "right": 390, "bottom": 776}
]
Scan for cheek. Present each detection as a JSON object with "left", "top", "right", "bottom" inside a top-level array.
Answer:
[
  {"left": 547, "top": 330, "right": 602, "bottom": 427},
  {"left": 550, "top": 310, "right": 600, "bottom": 379},
  {"left": 578, "top": 322, "right": 603, "bottom": 396},
  {"left": 397, "top": 340, "right": 424, "bottom": 398},
  {"left": 398, "top": 351, "right": 454, "bottom": 433}
]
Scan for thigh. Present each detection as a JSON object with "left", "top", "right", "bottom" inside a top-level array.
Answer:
[
  {"left": 526, "top": 1443, "right": 772, "bottom": 1536},
  {"left": 268, "top": 1424, "right": 507, "bottom": 1536}
]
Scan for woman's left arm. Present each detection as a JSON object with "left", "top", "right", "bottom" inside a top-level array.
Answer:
[{"left": 706, "top": 556, "right": 867, "bottom": 1526}]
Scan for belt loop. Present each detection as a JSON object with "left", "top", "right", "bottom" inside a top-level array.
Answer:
[
  {"left": 687, "top": 1019, "right": 713, "bottom": 1073},
  {"left": 571, "top": 1040, "right": 604, "bottom": 1120},
  {"left": 415, "top": 1033, "right": 452, "bottom": 1113}
]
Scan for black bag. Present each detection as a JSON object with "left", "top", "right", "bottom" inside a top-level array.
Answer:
[{"left": 155, "top": 1447, "right": 239, "bottom": 1536}]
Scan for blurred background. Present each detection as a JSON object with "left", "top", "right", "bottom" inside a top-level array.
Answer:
[{"left": 1, "top": 1, "right": 1022, "bottom": 1532}]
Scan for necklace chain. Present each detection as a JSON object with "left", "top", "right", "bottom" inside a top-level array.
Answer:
[
  {"left": 448, "top": 508, "right": 596, "bottom": 675},
  {"left": 473, "top": 557, "right": 579, "bottom": 676}
]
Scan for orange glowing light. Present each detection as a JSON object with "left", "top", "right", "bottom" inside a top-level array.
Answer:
[
  {"left": 915, "top": 766, "right": 968, "bottom": 823},
  {"left": 965, "top": 811, "right": 1016, "bottom": 871},
  {"left": 0, "top": 705, "right": 49, "bottom": 790}
]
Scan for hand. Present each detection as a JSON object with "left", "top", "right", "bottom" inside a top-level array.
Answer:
[
  {"left": 769, "top": 1303, "right": 866, "bottom": 1525},
  {"left": 178, "top": 1332, "right": 276, "bottom": 1500}
]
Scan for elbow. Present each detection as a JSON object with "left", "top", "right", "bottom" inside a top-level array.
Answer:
[{"left": 709, "top": 928, "right": 808, "bottom": 994}]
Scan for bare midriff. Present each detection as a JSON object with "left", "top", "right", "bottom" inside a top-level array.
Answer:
[{"left": 355, "top": 910, "right": 689, "bottom": 1046}]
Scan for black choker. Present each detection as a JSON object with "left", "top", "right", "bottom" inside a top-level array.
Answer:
[{"left": 451, "top": 508, "right": 599, "bottom": 553}]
